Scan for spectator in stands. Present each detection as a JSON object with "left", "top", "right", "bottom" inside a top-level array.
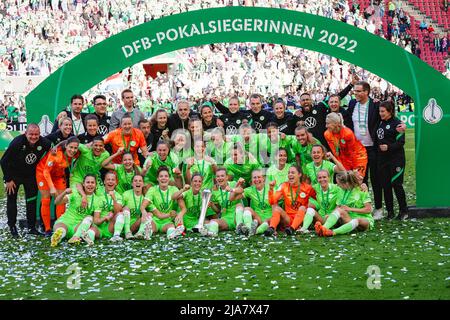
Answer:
[{"left": 419, "top": 20, "right": 428, "bottom": 31}]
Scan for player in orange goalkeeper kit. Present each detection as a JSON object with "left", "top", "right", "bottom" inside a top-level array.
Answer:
[{"left": 265, "top": 165, "right": 316, "bottom": 236}]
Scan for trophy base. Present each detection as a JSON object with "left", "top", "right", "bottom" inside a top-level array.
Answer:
[{"left": 192, "top": 225, "right": 203, "bottom": 233}]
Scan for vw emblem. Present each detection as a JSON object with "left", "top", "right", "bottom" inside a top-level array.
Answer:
[
  {"left": 377, "top": 128, "right": 384, "bottom": 140},
  {"left": 226, "top": 125, "right": 237, "bottom": 135},
  {"left": 25, "top": 153, "right": 37, "bottom": 165},
  {"left": 304, "top": 117, "right": 317, "bottom": 128},
  {"left": 97, "top": 125, "right": 108, "bottom": 135},
  {"left": 255, "top": 122, "right": 263, "bottom": 131}
]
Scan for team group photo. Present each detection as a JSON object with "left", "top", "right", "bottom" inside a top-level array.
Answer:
[{"left": 0, "top": 0, "right": 449, "bottom": 302}]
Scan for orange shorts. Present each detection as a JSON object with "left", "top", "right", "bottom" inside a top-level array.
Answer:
[
  {"left": 354, "top": 161, "right": 368, "bottom": 179},
  {"left": 36, "top": 174, "right": 67, "bottom": 191}
]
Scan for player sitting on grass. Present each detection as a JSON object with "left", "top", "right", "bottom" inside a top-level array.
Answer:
[
  {"left": 299, "top": 169, "right": 343, "bottom": 234},
  {"left": 315, "top": 170, "right": 373, "bottom": 237},
  {"left": 141, "top": 166, "right": 186, "bottom": 240},
  {"left": 110, "top": 174, "right": 152, "bottom": 241},
  {"left": 51, "top": 175, "right": 97, "bottom": 247}
]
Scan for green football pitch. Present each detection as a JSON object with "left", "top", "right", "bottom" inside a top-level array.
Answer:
[{"left": 0, "top": 129, "right": 449, "bottom": 300}]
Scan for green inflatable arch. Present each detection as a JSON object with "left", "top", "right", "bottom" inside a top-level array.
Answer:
[{"left": 26, "top": 7, "right": 450, "bottom": 209}]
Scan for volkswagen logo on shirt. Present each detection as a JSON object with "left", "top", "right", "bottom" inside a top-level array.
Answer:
[
  {"left": 226, "top": 125, "right": 237, "bottom": 135},
  {"left": 97, "top": 125, "right": 109, "bottom": 136},
  {"left": 304, "top": 117, "right": 317, "bottom": 128},
  {"left": 25, "top": 153, "right": 37, "bottom": 165},
  {"left": 377, "top": 128, "right": 384, "bottom": 140}
]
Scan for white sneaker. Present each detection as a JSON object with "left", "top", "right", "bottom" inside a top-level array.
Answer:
[
  {"left": 249, "top": 220, "right": 258, "bottom": 236},
  {"left": 373, "top": 208, "right": 384, "bottom": 220},
  {"left": 125, "top": 232, "right": 134, "bottom": 240},
  {"left": 134, "top": 232, "right": 144, "bottom": 240},
  {"left": 167, "top": 225, "right": 184, "bottom": 240},
  {"left": 199, "top": 227, "right": 209, "bottom": 236},
  {"left": 110, "top": 235, "right": 123, "bottom": 242},
  {"left": 297, "top": 228, "right": 310, "bottom": 234},
  {"left": 81, "top": 230, "right": 94, "bottom": 246}
]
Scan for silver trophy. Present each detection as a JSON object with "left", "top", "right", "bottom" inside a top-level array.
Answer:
[{"left": 192, "top": 189, "right": 212, "bottom": 233}]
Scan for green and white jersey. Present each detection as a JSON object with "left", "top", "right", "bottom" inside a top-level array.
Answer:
[
  {"left": 304, "top": 160, "right": 335, "bottom": 185},
  {"left": 206, "top": 140, "right": 232, "bottom": 166},
  {"left": 144, "top": 185, "right": 179, "bottom": 214},
  {"left": 311, "top": 183, "right": 343, "bottom": 217},
  {"left": 143, "top": 153, "right": 177, "bottom": 185},
  {"left": 121, "top": 189, "right": 145, "bottom": 217},
  {"left": 224, "top": 157, "right": 261, "bottom": 186},
  {"left": 188, "top": 159, "right": 215, "bottom": 189},
  {"left": 289, "top": 138, "right": 317, "bottom": 172},
  {"left": 244, "top": 185, "right": 272, "bottom": 220},
  {"left": 211, "top": 181, "right": 241, "bottom": 218},
  {"left": 65, "top": 190, "right": 98, "bottom": 219},
  {"left": 114, "top": 164, "right": 140, "bottom": 194},
  {"left": 95, "top": 190, "right": 123, "bottom": 218},
  {"left": 70, "top": 144, "right": 110, "bottom": 186},
  {"left": 336, "top": 187, "right": 372, "bottom": 216},
  {"left": 183, "top": 189, "right": 202, "bottom": 219},
  {"left": 266, "top": 164, "right": 291, "bottom": 189}
]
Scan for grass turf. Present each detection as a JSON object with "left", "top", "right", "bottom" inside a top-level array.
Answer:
[{"left": 1, "top": 129, "right": 448, "bottom": 300}]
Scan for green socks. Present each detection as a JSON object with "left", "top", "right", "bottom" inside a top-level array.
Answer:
[
  {"left": 123, "top": 211, "right": 131, "bottom": 234},
  {"left": 300, "top": 208, "right": 315, "bottom": 232},
  {"left": 333, "top": 219, "right": 359, "bottom": 235},
  {"left": 243, "top": 210, "right": 252, "bottom": 229},
  {"left": 323, "top": 210, "right": 340, "bottom": 229},
  {"left": 113, "top": 214, "right": 125, "bottom": 236},
  {"left": 73, "top": 217, "right": 93, "bottom": 238},
  {"left": 256, "top": 222, "right": 269, "bottom": 234},
  {"left": 167, "top": 227, "right": 175, "bottom": 237},
  {"left": 235, "top": 207, "right": 244, "bottom": 226}
]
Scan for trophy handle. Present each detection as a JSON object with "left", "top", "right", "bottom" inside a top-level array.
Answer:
[{"left": 192, "top": 189, "right": 212, "bottom": 233}]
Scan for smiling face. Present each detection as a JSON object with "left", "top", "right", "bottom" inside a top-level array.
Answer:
[
  {"left": 86, "top": 119, "right": 99, "bottom": 136},
  {"left": 193, "top": 140, "right": 204, "bottom": 157},
  {"left": 353, "top": 84, "right": 369, "bottom": 104},
  {"left": 311, "top": 145, "right": 324, "bottom": 164},
  {"left": 122, "top": 153, "right": 134, "bottom": 170},
  {"left": 295, "top": 128, "right": 308, "bottom": 145},
  {"left": 121, "top": 117, "right": 133, "bottom": 134},
  {"left": 201, "top": 106, "right": 213, "bottom": 122},
  {"left": 191, "top": 175, "right": 203, "bottom": 192},
  {"left": 250, "top": 97, "right": 262, "bottom": 113},
  {"left": 251, "top": 170, "right": 265, "bottom": 189},
  {"left": 65, "top": 141, "right": 79, "bottom": 157},
  {"left": 83, "top": 176, "right": 97, "bottom": 195},
  {"left": 317, "top": 170, "right": 330, "bottom": 188},
  {"left": 228, "top": 98, "right": 239, "bottom": 113},
  {"left": 288, "top": 166, "right": 301, "bottom": 185},
  {"left": 92, "top": 139, "right": 105, "bottom": 156},
  {"left": 122, "top": 91, "right": 134, "bottom": 109},
  {"left": 139, "top": 121, "right": 151, "bottom": 137},
  {"left": 132, "top": 175, "right": 144, "bottom": 191},
  {"left": 156, "top": 143, "right": 169, "bottom": 161},
  {"left": 71, "top": 98, "right": 83, "bottom": 115},
  {"left": 94, "top": 98, "right": 107, "bottom": 115},
  {"left": 61, "top": 119, "right": 73, "bottom": 136},
  {"left": 189, "top": 120, "right": 203, "bottom": 137},
  {"left": 156, "top": 111, "right": 168, "bottom": 127},
  {"left": 379, "top": 106, "right": 392, "bottom": 121},
  {"left": 157, "top": 170, "right": 170, "bottom": 187},
  {"left": 278, "top": 149, "right": 288, "bottom": 166},
  {"left": 177, "top": 102, "right": 190, "bottom": 120},
  {"left": 104, "top": 172, "right": 117, "bottom": 191},
  {"left": 299, "top": 94, "right": 312, "bottom": 111},
  {"left": 328, "top": 96, "right": 340, "bottom": 112},
  {"left": 215, "top": 169, "right": 228, "bottom": 186},
  {"left": 325, "top": 119, "right": 340, "bottom": 133},
  {"left": 274, "top": 102, "right": 285, "bottom": 118},
  {"left": 25, "top": 126, "right": 40, "bottom": 145}
]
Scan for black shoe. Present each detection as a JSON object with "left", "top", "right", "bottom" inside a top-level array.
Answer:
[
  {"left": 387, "top": 212, "right": 395, "bottom": 220},
  {"left": 44, "top": 231, "right": 53, "bottom": 238},
  {"left": 396, "top": 212, "right": 409, "bottom": 221},
  {"left": 10, "top": 226, "right": 19, "bottom": 238},
  {"left": 28, "top": 228, "right": 44, "bottom": 236},
  {"left": 264, "top": 227, "right": 275, "bottom": 237},
  {"left": 285, "top": 227, "right": 294, "bottom": 235}
]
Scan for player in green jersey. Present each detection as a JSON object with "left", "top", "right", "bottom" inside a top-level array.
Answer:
[
  {"left": 224, "top": 145, "right": 261, "bottom": 186},
  {"left": 110, "top": 174, "right": 153, "bottom": 241},
  {"left": 185, "top": 140, "right": 217, "bottom": 190},
  {"left": 238, "top": 169, "right": 273, "bottom": 237},
  {"left": 172, "top": 173, "right": 218, "bottom": 231},
  {"left": 142, "top": 141, "right": 181, "bottom": 189},
  {"left": 315, "top": 170, "right": 374, "bottom": 237},
  {"left": 141, "top": 166, "right": 187, "bottom": 239},
  {"left": 288, "top": 126, "right": 321, "bottom": 172},
  {"left": 102, "top": 149, "right": 141, "bottom": 194},
  {"left": 201, "top": 168, "right": 245, "bottom": 237},
  {"left": 205, "top": 127, "right": 231, "bottom": 166},
  {"left": 260, "top": 122, "right": 291, "bottom": 166},
  {"left": 71, "top": 136, "right": 110, "bottom": 189},
  {"left": 299, "top": 169, "right": 344, "bottom": 234},
  {"left": 266, "top": 148, "right": 291, "bottom": 189},
  {"left": 50, "top": 175, "right": 99, "bottom": 247},
  {"left": 92, "top": 171, "right": 124, "bottom": 239},
  {"left": 303, "top": 144, "right": 345, "bottom": 185}
]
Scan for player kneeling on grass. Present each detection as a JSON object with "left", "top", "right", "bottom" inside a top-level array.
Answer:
[
  {"left": 201, "top": 168, "right": 245, "bottom": 237},
  {"left": 110, "top": 174, "right": 153, "bottom": 241},
  {"left": 236, "top": 169, "right": 273, "bottom": 237},
  {"left": 171, "top": 173, "right": 217, "bottom": 231},
  {"left": 140, "top": 166, "right": 186, "bottom": 240},
  {"left": 315, "top": 171, "right": 373, "bottom": 237},
  {"left": 298, "top": 169, "right": 343, "bottom": 234},
  {"left": 265, "top": 165, "right": 316, "bottom": 236},
  {"left": 92, "top": 171, "right": 123, "bottom": 240},
  {"left": 51, "top": 175, "right": 98, "bottom": 247}
]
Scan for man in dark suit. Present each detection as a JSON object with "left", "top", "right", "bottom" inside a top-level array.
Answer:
[
  {"left": 347, "top": 81, "right": 405, "bottom": 220},
  {"left": 51, "top": 94, "right": 88, "bottom": 135}
]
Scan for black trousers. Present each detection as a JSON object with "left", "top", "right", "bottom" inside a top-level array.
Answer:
[
  {"left": 6, "top": 176, "right": 38, "bottom": 229},
  {"left": 364, "top": 146, "right": 383, "bottom": 209},
  {"left": 378, "top": 160, "right": 408, "bottom": 214}
]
